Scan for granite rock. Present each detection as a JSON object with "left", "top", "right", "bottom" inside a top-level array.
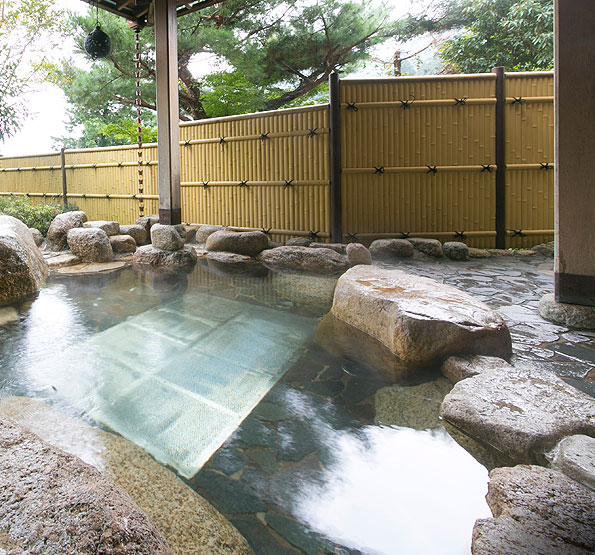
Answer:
[
  {"left": 133, "top": 244, "right": 197, "bottom": 270},
  {"left": 408, "top": 237, "right": 444, "bottom": 258},
  {"left": 47, "top": 211, "right": 87, "bottom": 251},
  {"left": 441, "top": 354, "right": 513, "bottom": 383},
  {"left": 206, "top": 230, "right": 269, "bottom": 256},
  {"left": 0, "top": 415, "right": 171, "bottom": 554},
  {"left": 83, "top": 220, "right": 120, "bottom": 236},
  {"left": 66, "top": 227, "right": 113, "bottom": 262},
  {"left": 310, "top": 242, "right": 346, "bottom": 254},
  {"left": 272, "top": 272, "right": 337, "bottom": 316},
  {"left": 285, "top": 237, "right": 312, "bottom": 247},
  {"left": 346, "top": 243, "right": 372, "bottom": 266},
  {"left": 29, "top": 227, "right": 43, "bottom": 246},
  {"left": 468, "top": 248, "right": 492, "bottom": 258},
  {"left": 134, "top": 214, "right": 159, "bottom": 233},
  {"left": 539, "top": 293, "right": 595, "bottom": 330},
  {"left": 120, "top": 224, "right": 148, "bottom": 246},
  {"left": 109, "top": 234, "right": 137, "bottom": 253},
  {"left": 151, "top": 224, "right": 185, "bottom": 251},
  {"left": 440, "top": 364, "right": 595, "bottom": 464},
  {"left": 259, "top": 246, "right": 349, "bottom": 275},
  {"left": 331, "top": 265, "right": 512, "bottom": 367},
  {"left": 532, "top": 241, "right": 555, "bottom": 257},
  {"left": 547, "top": 434, "right": 595, "bottom": 490},
  {"left": 443, "top": 241, "right": 468, "bottom": 260},
  {"left": 369, "top": 238, "right": 414, "bottom": 259},
  {"left": 195, "top": 225, "right": 226, "bottom": 244},
  {"left": 0, "top": 216, "right": 48, "bottom": 305},
  {"left": 472, "top": 465, "right": 595, "bottom": 555}
]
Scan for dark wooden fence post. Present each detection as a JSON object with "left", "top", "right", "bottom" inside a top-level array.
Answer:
[
  {"left": 60, "top": 147, "right": 68, "bottom": 207},
  {"left": 493, "top": 66, "right": 506, "bottom": 249},
  {"left": 329, "top": 72, "right": 343, "bottom": 243}
]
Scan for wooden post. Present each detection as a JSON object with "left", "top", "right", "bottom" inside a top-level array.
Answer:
[
  {"left": 60, "top": 147, "right": 68, "bottom": 207},
  {"left": 154, "top": 0, "right": 181, "bottom": 225},
  {"left": 329, "top": 72, "right": 342, "bottom": 243},
  {"left": 493, "top": 66, "right": 506, "bottom": 249}
]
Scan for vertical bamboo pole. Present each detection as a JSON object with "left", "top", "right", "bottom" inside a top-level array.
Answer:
[
  {"left": 60, "top": 147, "right": 68, "bottom": 207},
  {"left": 493, "top": 66, "right": 506, "bottom": 248},
  {"left": 329, "top": 72, "right": 343, "bottom": 243}
]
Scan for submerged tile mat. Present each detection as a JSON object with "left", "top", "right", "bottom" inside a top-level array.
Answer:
[{"left": 26, "top": 292, "right": 316, "bottom": 477}]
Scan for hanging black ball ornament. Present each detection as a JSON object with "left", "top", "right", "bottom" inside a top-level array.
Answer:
[{"left": 84, "top": 25, "right": 111, "bottom": 59}]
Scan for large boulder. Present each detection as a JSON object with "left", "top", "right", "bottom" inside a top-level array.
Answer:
[
  {"left": 151, "top": 224, "right": 185, "bottom": 251},
  {"left": 47, "top": 211, "right": 87, "bottom": 251},
  {"left": 109, "top": 234, "right": 137, "bottom": 253},
  {"left": 0, "top": 397, "right": 253, "bottom": 555},
  {"left": 440, "top": 365, "right": 595, "bottom": 464},
  {"left": 133, "top": 245, "right": 197, "bottom": 270},
  {"left": 0, "top": 216, "right": 48, "bottom": 305},
  {"left": 120, "top": 224, "right": 148, "bottom": 246},
  {"left": 539, "top": 293, "right": 595, "bottom": 330},
  {"left": 259, "top": 246, "right": 350, "bottom": 274},
  {"left": 67, "top": 228, "right": 113, "bottom": 262},
  {"left": 206, "top": 230, "right": 269, "bottom": 256},
  {"left": 472, "top": 465, "right": 595, "bottom": 555},
  {"left": 0, "top": 416, "right": 170, "bottom": 554},
  {"left": 135, "top": 214, "right": 159, "bottom": 233},
  {"left": 83, "top": 220, "right": 120, "bottom": 236},
  {"left": 331, "top": 265, "right": 512, "bottom": 367},
  {"left": 443, "top": 241, "right": 468, "bottom": 260},
  {"left": 369, "top": 238, "right": 414, "bottom": 259}
]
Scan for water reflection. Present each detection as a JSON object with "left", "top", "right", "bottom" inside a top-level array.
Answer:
[{"left": 292, "top": 425, "right": 491, "bottom": 555}]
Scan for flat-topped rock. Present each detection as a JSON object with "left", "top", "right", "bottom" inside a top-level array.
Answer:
[
  {"left": 133, "top": 245, "right": 197, "bottom": 270},
  {"left": 206, "top": 230, "right": 269, "bottom": 256},
  {"left": 0, "top": 216, "right": 48, "bottom": 305},
  {"left": 443, "top": 241, "right": 468, "bottom": 260},
  {"left": 0, "top": 415, "right": 170, "bottom": 554},
  {"left": 408, "top": 237, "right": 444, "bottom": 258},
  {"left": 369, "top": 238, "right": 414, "bottom": 259},
  {"left": 83, "top": 220, "right": 120, "bottom": 236},
  {"left": 43, "top": 251, "right": 81, "bottom": 269},
  {"left": 47, "top": 210, "right": 87, "bottom": 251},
  {"left": 441, "top": 354, "right": 513, "bottom": 383},
  {"left": 110, "top": 234, "right": 136, "bottom": 253},
  {"left": 286, "top": 237, "right": 312, "bottom": 247},
  {"left": 151, "top": 224, "right": 185, "bottom": 251},
  {"left": 548, "top": 435, "right": 595, "bottom": 490},
  {"left": 259, "top": 246, "right": 349, "bottom": 274},
  {"left": 331, "top": 266, "right": 512, "bottom": 367},
  {"left": 120, "top": 224, "right": 148, "bottom": 246},
  {"left": 67, "top": 227, "right": 113, "bottom": 262},
  {"left": 468, "top": 247, "right": 491, "bottom": 258},
  {"left": 539, "top": 293, "right": 595, "bottom": 330},
  {"left": 440, "top": 365, "right": 595, "bottom": 464},
  {"left": 472, "top": 465, "right": 595, "bottom": 555},
  {"left": 0, "top": 397, "right": 253, "bottom": 555}
]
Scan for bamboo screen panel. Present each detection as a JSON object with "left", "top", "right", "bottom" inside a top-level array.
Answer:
[
  {"left": 339, "top": 74, "right": 497, "bottom": 248},
  {"left": 179, "top": 105, "right": 330, "bottom": 242},
  {"left": 505, "top": 72, "right": 554, "bottom": 248},
  {"left": 0, "top": 153, "right": 63, "bottom": 204}
]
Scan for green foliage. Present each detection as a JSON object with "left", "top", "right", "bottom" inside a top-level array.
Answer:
[
  {"left": 0, "top": 196, "right": 77, "bottom": 236},
  {"left": 0, "top": 0, "right": 65, "bottom": 141},
  {"left": 439, "top": 0, "right": 553, "bottom": 72}
]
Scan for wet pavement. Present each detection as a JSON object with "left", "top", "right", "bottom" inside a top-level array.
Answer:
[{"left": 188, "top": 253, "right": 595, "bottom": 555}]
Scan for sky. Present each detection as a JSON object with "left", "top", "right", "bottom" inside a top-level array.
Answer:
[{"left": 0, "top": 0, "right": 424, "bottom": 158}]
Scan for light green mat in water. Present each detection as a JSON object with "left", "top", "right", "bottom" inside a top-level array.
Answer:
[{"left": 27, "top": 292, "right": 316, "bottom": 478}]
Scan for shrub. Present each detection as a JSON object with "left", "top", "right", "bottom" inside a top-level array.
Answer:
[{"left": 0, "top": 196, "right": 78, "bottom": 236}]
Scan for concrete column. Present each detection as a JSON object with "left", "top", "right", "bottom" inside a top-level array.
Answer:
[
  {"left": 154, "top": 0, "right": 181, "bottom": 225},
  {"left": 554, "top": 0, "right": 595, "bottom": 306}
]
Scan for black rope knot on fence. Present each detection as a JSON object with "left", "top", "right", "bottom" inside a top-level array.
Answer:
[
  {"left": 308, "top": 230, "right": 319, "bottom": 240},
  {"left": 202, "top": 181, "right": 209, "bottom": 190},
  {"left": 512, "top": 96, "right": 525, "bottom": 105},
  {"left": 259, "top": 133, "right": 269, "bottom": 141},
  {"left": 540, "top": 162, "right": 552, "bottom": 171},
  {"left": 184, "top": 140, "right": 191, "bottom": 147},
  {"left": 454, "top": 98, "right": 467, "bottom": 106},
  {"left": 400, "top": 232, "right": 410, "bottom": 239},
  {"left": 512, "top": 229, "right": 526, "bottom": 237},
  {"left": 283, "top": 179, "right": 294, "bottom": 189},
  {"left": 481, "top": 164, "right": 493, "bottom": 173},
  {"left": 400, "top": 97, "right": 415, "bottom": 109},
  {"left": 346, "top": 102, "right": 358, "bottom": 111},
  {"left": 455, "top": 231, "right": 467, "bottom": 240},
  {"left": 345, "top": 232, "right": 358, "bottom": 243},
  {"left": 307, "top": 128, "right": 318, "bottom": 139},
  {"left": 238, "top": 180, "right": 248, "bottom": 188},
  {"left": 261, "top": 228, "right": 271, "bottom": 235},
  {"left": 374, "top": 166, "right": 384, "bottom": 175},
  {"left": 426, "top": 165, "right": 438, "bottom": 175}
]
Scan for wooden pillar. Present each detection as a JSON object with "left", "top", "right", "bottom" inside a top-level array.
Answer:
[
  {"left": 154, "top": 0, "right": 181, "bottom": 225},
  {"left": 329, "top": 72, "right": 342, "bottom": 243},
  {"left": 492, "top": 67, "right": 506, "bottom": 249},
  {"left": 554, "top": 0, "right": 595, "bottom": 306}
]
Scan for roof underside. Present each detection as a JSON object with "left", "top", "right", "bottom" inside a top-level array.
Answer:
[{"left": 80, "top": 0, "right": 220, "bottom": 25}]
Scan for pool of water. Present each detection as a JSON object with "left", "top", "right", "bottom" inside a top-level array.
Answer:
[{"left": 0, "top": 261, "right": 491, "bottom": 554}]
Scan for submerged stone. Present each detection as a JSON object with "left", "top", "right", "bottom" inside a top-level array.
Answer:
[
  {"left": 472, "top": 465, "right": 595, "bottom": 555},
  {"left": 331, "top": 266, "right": 512, "bottom": 367},
  {"left": 0, "top": 215, "right": 48, "bottom": 305},
  {"left": 440, "top": 365, "right": 595, "bottom": 464},
  {"left": 272, "top": 272, "right": 337, "bottom": 316}
]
